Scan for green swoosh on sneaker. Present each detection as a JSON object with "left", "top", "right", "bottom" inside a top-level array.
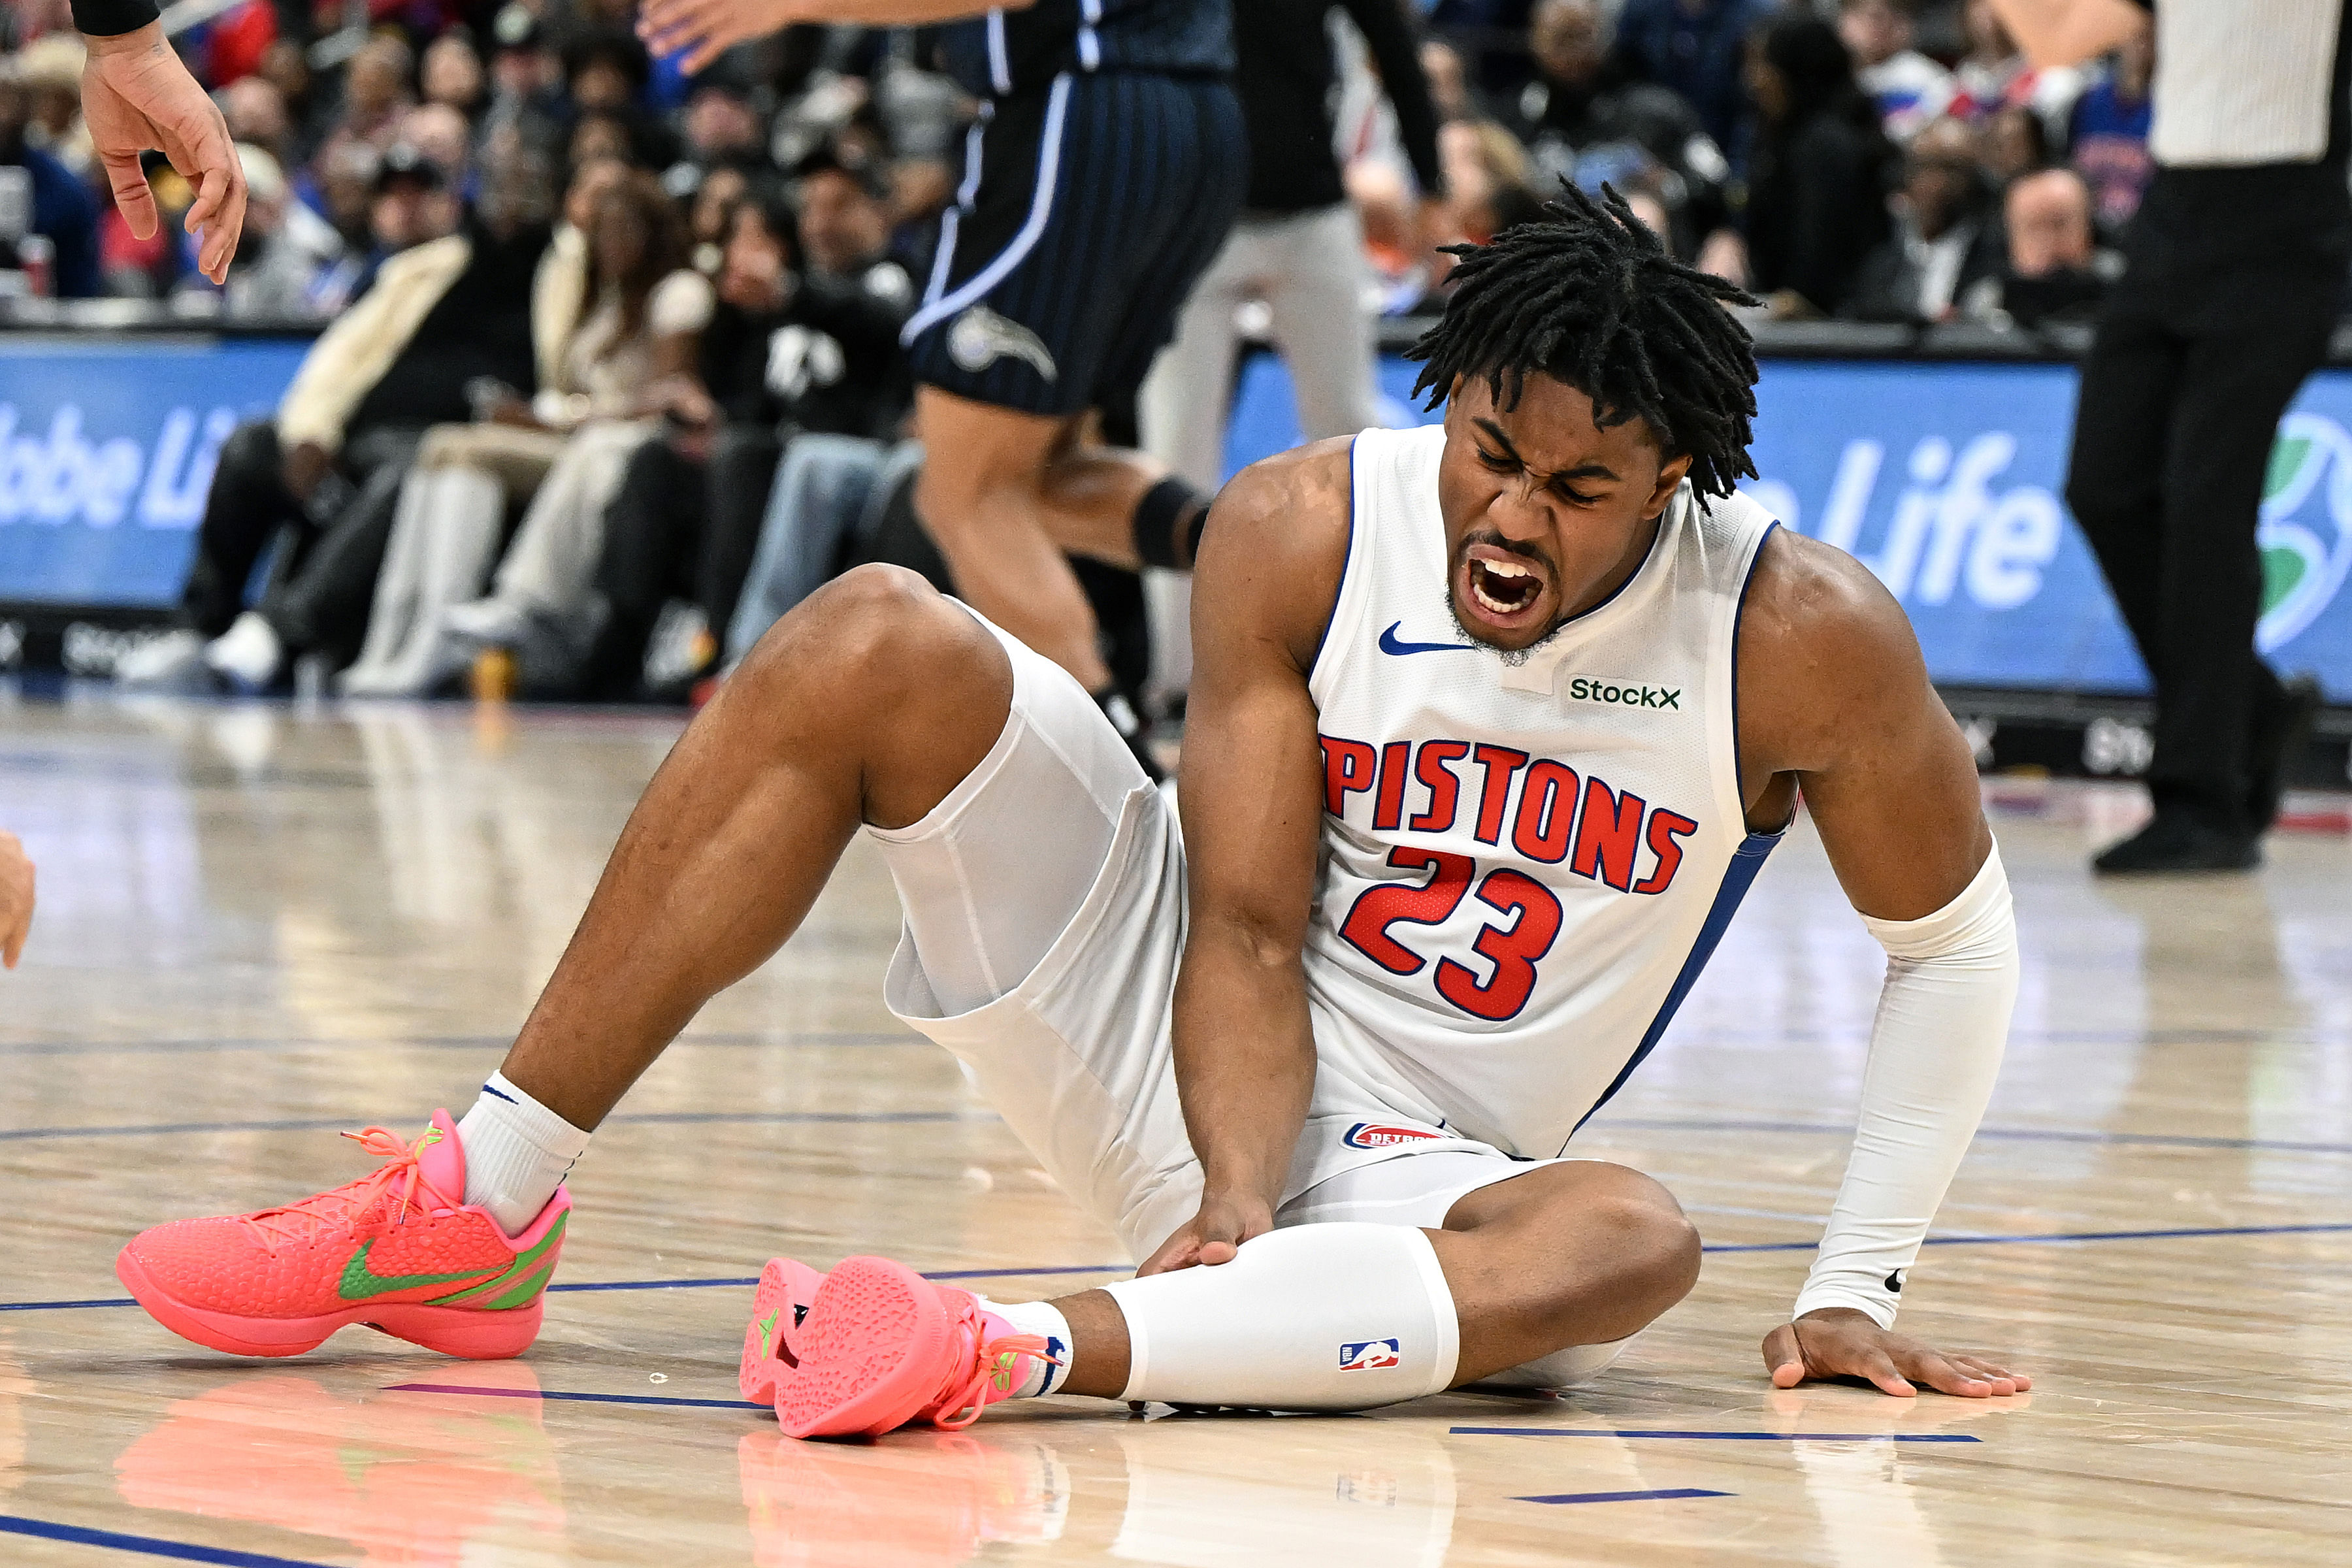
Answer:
[
  {"left": 337, "top": 1240, "right": 500, "bottom": 1301},
  {"left": 757, "top": 1311, "right": 779, "bottom": 1360}
]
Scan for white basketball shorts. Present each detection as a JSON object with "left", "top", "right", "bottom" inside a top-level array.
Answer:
[{"left": 866, "top": 608, "right": 1626, "bottom": 1381}]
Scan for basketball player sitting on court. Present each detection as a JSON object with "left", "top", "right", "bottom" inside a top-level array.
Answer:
[{"left": 118, "top": 189, "right": 2030, "bottom": 1434}]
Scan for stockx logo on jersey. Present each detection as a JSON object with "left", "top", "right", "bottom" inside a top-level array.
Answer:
[
  {"left": 1339, "top": 1339, "right": 1403, "bottom": 1371},
  {"left": 1318, "top": 735, "right": 1699, "bottom": 898}
]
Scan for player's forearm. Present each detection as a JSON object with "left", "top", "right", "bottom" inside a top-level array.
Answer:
[
  {"left": 1985, "top": 0, "right": 2149, "bottom": 69},
  {"left": 1798, "top": 847, "right": 2017, "bottom": 1326},
  {"left": 790, "top": 0, "right": 1029, "bottom": 22},
  {"left": 1170, "top": 923, "right": 1318, "bottom": 1205}
]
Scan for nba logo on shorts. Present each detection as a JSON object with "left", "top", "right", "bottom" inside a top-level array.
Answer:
[
  {"left": 1339, "top": 1338, "right": 1403, "bottom": 1371},
  {"left": 1343, "top": 1123, "right": 1439, "bottom": 1150}
]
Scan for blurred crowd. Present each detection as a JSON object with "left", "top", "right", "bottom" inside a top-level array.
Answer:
[{"left": 0, "top": 0, "right": 2164, "bottom": 702}]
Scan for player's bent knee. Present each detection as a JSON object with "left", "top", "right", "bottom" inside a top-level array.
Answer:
[{"left": 735, "top": 564, "right": 984, "bottom": 704}]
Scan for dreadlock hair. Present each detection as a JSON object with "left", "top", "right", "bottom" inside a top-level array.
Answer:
[{"left": 1409, "top": 183, "right": 1762, "bottom": 500}]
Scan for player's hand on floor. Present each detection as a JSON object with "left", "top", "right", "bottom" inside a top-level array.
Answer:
[
  {"left": 0, "top": 830, "right": 35, "bottom": 969},
  {"left": 1763, "top": 1307, "right": 2029, "bottom": 1398},
  {"left": 637, "top": 0, "right": 813, "bottom": 74},
  {"left": 1138, "top": 1191, "right": 1275, "bottom": 1275}
]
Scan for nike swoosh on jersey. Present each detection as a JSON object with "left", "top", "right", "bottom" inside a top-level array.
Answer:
[
  {"left": 337, "top": 1242, "right": 497, "bottom": 1301},
  {"left": 1378, "top": 621, "right": 1472, "bottom": 656}
]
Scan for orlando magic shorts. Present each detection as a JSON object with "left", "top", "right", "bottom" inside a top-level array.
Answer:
[{"left": 901, "top": 71, "right": 1245, "bottom": 417}]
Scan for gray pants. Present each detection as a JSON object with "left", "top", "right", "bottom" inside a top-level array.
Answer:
[
  {"left": 1138, "top": 202, "right": 1381, "bottom": 491},
  {"left": 1137, "top": 203, "right": 1380, "bottom": 702},
  {"left": 725, "top": 436, "right": 927, "bottom": 666}
]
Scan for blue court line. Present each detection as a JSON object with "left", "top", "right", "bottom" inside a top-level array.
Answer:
[
  {"left": 1596, "top": 1118, "right": 2352, "bottom": 1157},
  {"left": 1517, "top": 1488, "right": 1733, "bottom": 1504},
  {"left": 388, "top": 1381, "right": 762, "bottom": 1410},
  {"left": 0, "top": 1512, "right": 338, "bottom": 1567},
  {"left": 9, "top": 1222, "right": 2348, "bottom": 1315},
  {"left": 1455, "top": 1428, "right": 1982, "bottom": 1442},
  {"left": 0, "top": 1109, "right": 989, "bottom": 1142},
  {"left": 1703, "top": 1221, "right": 2352, "bottom": 1254},
  {"left": 1, "top": 1264, "right": 1130, "bottom": 1313}
]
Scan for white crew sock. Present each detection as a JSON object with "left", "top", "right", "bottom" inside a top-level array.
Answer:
[
  {"left": 455, "top": 1072, "right": 591, "bottom": 1235},
  {"left": 975, "top": 1297, "right": 1075, "bottom": 1398},
  {"left": 1098, "top": 1223, "right": 1460, "bottom": 1411}
]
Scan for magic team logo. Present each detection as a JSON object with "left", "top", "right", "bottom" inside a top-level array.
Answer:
[
  {"left": 2257, "top": 413, "right": 2352, "bottom": 652},
  {"left": 1339, "top": 1339, "right": 1403, "bottom": 1371},
  {"left": 1342, "top": 1123, "right": 1441, "bottom": 1150},
  {"left": 946, "top": 306, "right": 1059, "bottom": 383}
]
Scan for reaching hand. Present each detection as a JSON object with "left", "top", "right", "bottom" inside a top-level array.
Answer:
[
  {"left": 0, "top": 830, "right": 35, "bottom": 970},
  {"left": 1763, "top": 1308, "right": 2030, "bottom": 1398},
  {"left": 637, "top": 0, "right": 817, "bottom": 74},
  {"left": 1137, "top": 1190, "right": 1275, "bottom": 1275},
  {"left": 82, "top": 22, "right": 246, "bottom": 285}
]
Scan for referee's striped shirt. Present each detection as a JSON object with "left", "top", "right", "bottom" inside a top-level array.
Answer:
[
  {"left": 2136, "top": 0, "right": 2351, "bottom": 168},
  {"left": 2127, "top": 0, "right": 2352, "bottom": 267}
]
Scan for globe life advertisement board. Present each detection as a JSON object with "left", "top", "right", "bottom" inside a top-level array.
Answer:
[{"left": 3, "top": 337, "right": 2350, "bottom": 703}]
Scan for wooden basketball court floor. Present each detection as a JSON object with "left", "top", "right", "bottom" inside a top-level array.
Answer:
[{"left": 1, "top": 691, "right": 2347, "bottom": 1567}]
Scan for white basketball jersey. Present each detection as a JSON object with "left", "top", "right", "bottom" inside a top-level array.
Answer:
[{"left": 1301, "top": 425, "right": 1784, "bottom": 1160}]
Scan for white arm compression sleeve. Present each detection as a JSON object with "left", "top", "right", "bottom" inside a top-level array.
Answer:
[{"left": 1793, "top": 843, "right": 2018, "bottom": 1327}]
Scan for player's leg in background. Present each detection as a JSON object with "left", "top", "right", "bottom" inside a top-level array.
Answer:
[
  {"left": 493, "top": 566, "right": 1015, "bottom": 1129},
  {"left": 2140, "top": 263, "right": 2339, "bottom": 832},
  {"left": 1137, "top": 221, "right": 1256, "bottom": 495},
  {"left": 1260, "top": 203, "right": 1383, "bottom": 444}
]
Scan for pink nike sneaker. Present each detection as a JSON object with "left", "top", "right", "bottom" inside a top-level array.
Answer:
[
  {"left": 739, "top": 1256, "right": 829, "bottom": 1405},
  {"left": 775, "top": 1256, "right": 1060, "bottom": 1439},
  {"left": 116, "top": 1110, "right": 568, "bottom": 1360}
]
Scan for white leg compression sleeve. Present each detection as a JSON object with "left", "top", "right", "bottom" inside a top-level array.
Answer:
[{"left": 1099, "top": 1223, "right": 1460, "bottom": 1411}]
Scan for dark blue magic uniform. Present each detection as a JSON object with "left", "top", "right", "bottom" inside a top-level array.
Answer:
[{"left": 902, "top": 0, "right": 1245, "bottom": 416}]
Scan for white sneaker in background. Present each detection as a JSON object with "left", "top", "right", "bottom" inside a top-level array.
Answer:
[
  {"left": 114, "top": 629, "right": 210, "bottom": 690},
  {"left": 203, "top": 612, "right": 285, "bottom": 693}
]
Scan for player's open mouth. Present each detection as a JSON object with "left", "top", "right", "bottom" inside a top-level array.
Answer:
[{"left": 1458, "top": 545, "right": 1550, "bottom": 632}]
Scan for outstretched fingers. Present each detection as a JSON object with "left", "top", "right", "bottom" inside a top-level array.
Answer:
[{"left": 99, "top": 150, "right": 160, "bottom": 243}]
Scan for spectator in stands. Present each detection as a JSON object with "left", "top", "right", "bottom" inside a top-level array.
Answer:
[
  {"left": 1611, "top": 0, "right": 1777, "bottom": 157},
  {"left": 1511, "top": 0, "right": 1732, "bottom": 260},
  {"left": 421, "top": 31, "right": 487, "bottom": 122},
  {"left": 1737, "top": 14, "right": 1897, "bottom": 319},
  {"left": 1422, "top": 38, "right": 1477, "bottom": 124},
  {"left": 1441, "top": 118, "right": 1541, "bottom": 246},
  {"left": 587, "top": 186, "right": 916, "bottom": 698},
  {"left": 481, "top": 5, "right": 568, "bottom": 159},
  {"left": 1979, "top": 102, "right": 2048, "bottom": 185},
  {"left": 1849, "top": 116, "right": 2005, "bottom": 322},
  {"left": 257, "top": 39, "right": 328, "bottom": 167},
  {"left": 1839, "top": 0, "right": 1953, "bottom": 143},
  {"left": 2068, "top": 22, "right": 2153, "bottom": 235},
  {"left": 0, "top": 53, "right": 101, "bottom": 295},
  {"left": 1972, "top": 164, "right": 2111, "bottom": 327},
  {"left": 340, "top": 169, "right": 704, "bottom": 697},
  {"left": 399, "top": 102, "right": 473, "bottom": 183},
  {"left": 17, "top": 33, "right": 91, "bottom": 176},
  {"left": 118, "top": 144, "right": 556, "bottom": 693},
  {"left": 683, "top": 158, "right": 749, "bottom": 270},
  {"left": 680, "top": 78, "right": 763, "bottom": 168},
  {"left": 1948, "top": 0, "right": 2078, "bottom": 145},
  {"left": 223, "top": 74, "right": 293, "bottom": 169},
  {"left": 312, "top": 34, "right": 414, "bottom": 175},
  {"left": 368, "top": 142, "right": 461, "bottom": 260},
  {"left": 569, "top": 110, "right": 641, "bottom": 170}
]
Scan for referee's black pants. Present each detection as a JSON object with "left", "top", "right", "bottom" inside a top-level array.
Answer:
[{"left": 2064, "top": 258, "right": 2342, "bottom": 832}]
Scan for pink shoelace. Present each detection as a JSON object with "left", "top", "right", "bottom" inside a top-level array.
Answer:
[
  {"left": 240, "top": 1126, "right": 453, "bottom": 1250},
  {"left": 927, "top": 1294, "right": 1060, "bottom": 1431}
]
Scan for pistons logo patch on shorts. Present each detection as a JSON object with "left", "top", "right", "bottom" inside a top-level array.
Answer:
[
  {"left": 1343, "top": 1122, "right": 1440, "bottom": 1150},
  {"left": 1339, "top": 1339, "right": 1403, "bottom": 1371}
]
